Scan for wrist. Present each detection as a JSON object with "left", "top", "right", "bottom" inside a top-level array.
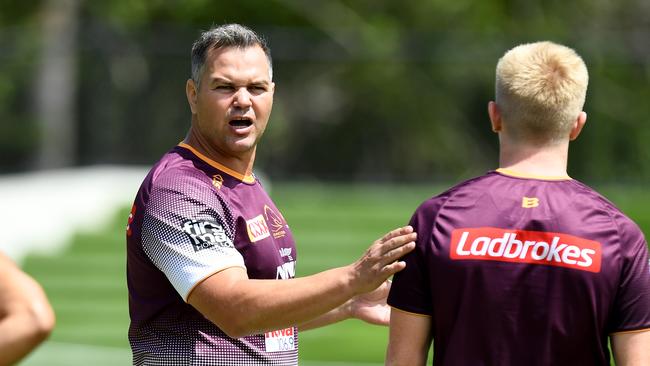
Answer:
[
  {"left": 341, "top": 264, "right": 362, "bottom": 297},
  {"left": 342, "top": 298, "right": 354, "bottom": 320}
]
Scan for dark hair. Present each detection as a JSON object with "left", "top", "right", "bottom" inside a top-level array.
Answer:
[{"left": 191, "top": 23, "right": 273, "bottom": 87}]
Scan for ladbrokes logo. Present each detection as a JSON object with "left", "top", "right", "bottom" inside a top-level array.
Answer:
[{"left": 450, "top": 227, "right": 602, "bottom": 273}]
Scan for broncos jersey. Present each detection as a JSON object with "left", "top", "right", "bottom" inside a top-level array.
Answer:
[
  {"left": 127, "top": 143, "right": 298, "bottom": 365},
  {"left": 389, "top": 169, "right": 650, "bottom": 366}
]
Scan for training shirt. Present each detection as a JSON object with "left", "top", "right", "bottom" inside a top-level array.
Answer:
[
  {"left": 388, "top": 169, "right": 650, "bottom": 366},
  {"left": 127, "top": 143, "right": 298, "bottom": 366}
]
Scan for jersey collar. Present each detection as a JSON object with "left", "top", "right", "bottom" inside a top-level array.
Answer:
[
  {"left": 178, "top": 142, "right": 256, "bottom": 184},
  {"left": 496, "top": 168, "right": 572, "bottom": 181}
]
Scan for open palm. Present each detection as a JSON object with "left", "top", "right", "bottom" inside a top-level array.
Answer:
[{"left": 349, "top": 280, "right": 392, "bottom": 326}]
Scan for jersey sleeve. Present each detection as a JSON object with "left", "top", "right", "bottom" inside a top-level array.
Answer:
[
  {"left": 609, "top": 214, "right": 650, "bottom": 333},
  {"left": 141, "top": 169, "right": 245, "bottom": 301},
  {"left": 388, "top": 198, "right": 441, "bottom": 316}
]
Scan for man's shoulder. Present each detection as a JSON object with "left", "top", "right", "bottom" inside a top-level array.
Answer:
[
  {"left": 134, "top": 146, "right": 216, "bottom": 208},
  {"left": 569, "top": 180, "right": 637, "bottom": 221},
  {"left": 148, "top": 147, "right": 210, "bottom": 187},
  {"left": 564, "top": 179, "right": 646, "bottom": 244},
  {"left": 414, "top": 173, "right": 495, "bottom": 214}
]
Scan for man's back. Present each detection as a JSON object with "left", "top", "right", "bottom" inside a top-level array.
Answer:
[{"left": 388, "top": 169, "right": 650, "bottom": 365}]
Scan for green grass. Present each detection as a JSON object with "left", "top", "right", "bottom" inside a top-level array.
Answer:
[{"left": 18, "top": 182, "right": 650, "bottom": 365}]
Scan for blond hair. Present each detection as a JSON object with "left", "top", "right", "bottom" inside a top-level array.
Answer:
[{"left": 495, "top": 41, "right": 588, "bottom": 144}]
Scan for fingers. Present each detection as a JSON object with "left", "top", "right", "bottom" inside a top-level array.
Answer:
[
  {"left": 378, "top": 225, "right": 414, "bottom": 244},
  {"left": 376, "top": 231, "right": 417, "bottom": 257},
  {"left": 382, "top": 260, "right": 407, "bottom": 277},
  {"left": 350, "top": 227, "right": 417, "bottom": 295},
  {"left": 370, "top": 225, "right": 417, "bottom": 272},
  {"left": 382, "top": 239, "right": 416, "bottom": 263}
]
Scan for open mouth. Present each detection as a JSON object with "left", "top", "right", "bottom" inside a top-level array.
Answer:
[{"left": 229, "top": 118, "right": 253, "bottom": 128}]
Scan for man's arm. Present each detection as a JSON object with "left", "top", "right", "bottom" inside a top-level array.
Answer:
[
  {"left": 188, "top": 226, "right": 416, "bottom": 338},
  {"left": 385, "top": 308, "right": 432, "bottom": 366},
  {"left": 0, "top": 253, "right": 55, "bottom": 366},
  {"left": 611, "top": 330, "right": 650, "bottom": 366},
  {"left": 298, "top": 279, "right": 393, "bottom": 331}
]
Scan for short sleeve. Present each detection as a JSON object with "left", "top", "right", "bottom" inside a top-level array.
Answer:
[
  {"left": 388, "top": 200, "right": 439, "bottom": 316},
  {"left": 609, "top": 215, "right": 650, "bottom": 333},
  {"left": 141, "top": 169, "right": 245, "bottom": 301}
]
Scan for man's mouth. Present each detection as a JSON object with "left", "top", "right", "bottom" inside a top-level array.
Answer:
[{"left": 229, "top": 118, "right": 253, "bottom": 129}]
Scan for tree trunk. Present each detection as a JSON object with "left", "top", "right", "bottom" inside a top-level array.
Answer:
[{"left": 35, "top": 0, "right": 79, "bottom": 169}]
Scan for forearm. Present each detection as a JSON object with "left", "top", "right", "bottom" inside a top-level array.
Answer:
[
  {"left": 232, "top": 267, "right": 357, "bottom": 334},
  {"left": 188, "top": 226, "right": 416, "bottom": 338},
  {"left": 298, "top": 301, "right": 351, "bottom": 331},
  {"left": 0, "top": 310, "right": 51, "bottom": 366},
  {"left": 190, "top": 265, "right": 357, "bottom": 337},
  {"left": 0, "top": 255, "right": 55, "bottom": 365}
]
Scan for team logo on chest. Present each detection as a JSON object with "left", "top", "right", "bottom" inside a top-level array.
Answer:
[
  {"left": 246, "top": 206, "right": 288, "bottom": 243},
  {"left": 264, "top": 205, "right": 287, "bottom": 239}
]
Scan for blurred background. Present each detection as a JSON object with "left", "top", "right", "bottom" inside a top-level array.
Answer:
[
  {"left": 3, "top": 0, "right": 650, "bottom": 181},
  {"left": 1, "top": 0, "right": 648, "bottom": 364}
]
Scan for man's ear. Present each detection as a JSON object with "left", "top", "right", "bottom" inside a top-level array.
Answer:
[
  {"left": 569, "top": 111, "right": 587, "bottom": 141},
  {"left": 488, "top": 101, "right": 502, "bottom": 133},
  {"left": 186, "top": 79, "right": 198, "bottom": 114}
]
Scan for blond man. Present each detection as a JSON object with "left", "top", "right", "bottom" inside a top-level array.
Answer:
[{"left": 386, "top": 41, "right": 650, "bottom": 365}]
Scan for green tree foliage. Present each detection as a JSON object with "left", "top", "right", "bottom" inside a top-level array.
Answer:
[
  {"left": 0, "top": 0, "right": 41, "bottom": 171},
  {"left": 0, "top": 0, "right": 648, "bottom": 182}
]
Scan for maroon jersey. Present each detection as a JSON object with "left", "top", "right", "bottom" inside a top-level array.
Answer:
[
  {"left": 388, "top": 169, "right": 650, "bottom": 366},
  {"left": 127, "top": 143, "right": 298, "bottom": 365}
]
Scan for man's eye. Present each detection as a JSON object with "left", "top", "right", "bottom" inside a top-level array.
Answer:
[
  {"left": 215, "top": 85, "right": 234, "bottom": 91},
  {"left": 249, "top": 86, "right": 267, "bottom": 93}
]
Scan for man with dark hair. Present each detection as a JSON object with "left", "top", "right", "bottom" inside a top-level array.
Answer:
[
  {"left": 386, "top": 41, "right": 650, "bottom": 365},
  {"left": 126, "top": 23, "right": 416, "bottom": 365}
]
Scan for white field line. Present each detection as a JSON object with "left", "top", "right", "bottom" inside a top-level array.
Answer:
[{"left": 0, "top": 166, "right": 148, "bottom": 263}]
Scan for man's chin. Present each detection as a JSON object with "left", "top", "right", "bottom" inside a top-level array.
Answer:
[{"left": 226, "top": 140, "right": 257, "bottom": 155}]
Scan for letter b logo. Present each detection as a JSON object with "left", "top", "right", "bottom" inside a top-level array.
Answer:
[{"left": 522, "top": 197, "right": 539, "bottom": 208}]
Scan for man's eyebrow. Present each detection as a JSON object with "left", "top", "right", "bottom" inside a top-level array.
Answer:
[
  {"left": 209, "top": 77, "right": 269, "bottom": 86},
  {"left": 209, "top": 77, "right": 232, "bottom": 84},
  {"left": 249, "top": 80, "right": 270, "bottom": 86}
]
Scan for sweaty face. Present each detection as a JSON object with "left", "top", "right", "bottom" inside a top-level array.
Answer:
[{"left": 189, "top": 45, "right": 274, "bottom": 160}]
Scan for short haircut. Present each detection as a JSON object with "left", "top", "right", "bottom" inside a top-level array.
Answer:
[
  {"left": 190, "top": 23, "right": 273, "bottom": 88},
  {"left": 495, "top": 41, "right": 589, "bottom": 144}
]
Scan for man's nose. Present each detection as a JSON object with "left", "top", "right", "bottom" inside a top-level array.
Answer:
[{"left": 233, "top": 87, "right": 252, "bottom": 108}]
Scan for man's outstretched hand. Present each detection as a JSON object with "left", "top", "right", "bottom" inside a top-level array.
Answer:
[
  {"left": 348, "top": 279, "right": 393, "bottom": 326},
  {"left": 348, "top": 225, "right": 416, "bottom": 296}
]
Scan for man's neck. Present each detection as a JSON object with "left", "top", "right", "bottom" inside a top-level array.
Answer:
[
  {"left": 498, "top": 140, "right": 570, "bottom": 178},
  {"left": 183, "top": 128, "right": 256, "bottom": 177}
]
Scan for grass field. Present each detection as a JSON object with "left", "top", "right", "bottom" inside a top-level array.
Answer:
[{"left": 18, "top": 182, "right": 650, "bottom": 365}]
